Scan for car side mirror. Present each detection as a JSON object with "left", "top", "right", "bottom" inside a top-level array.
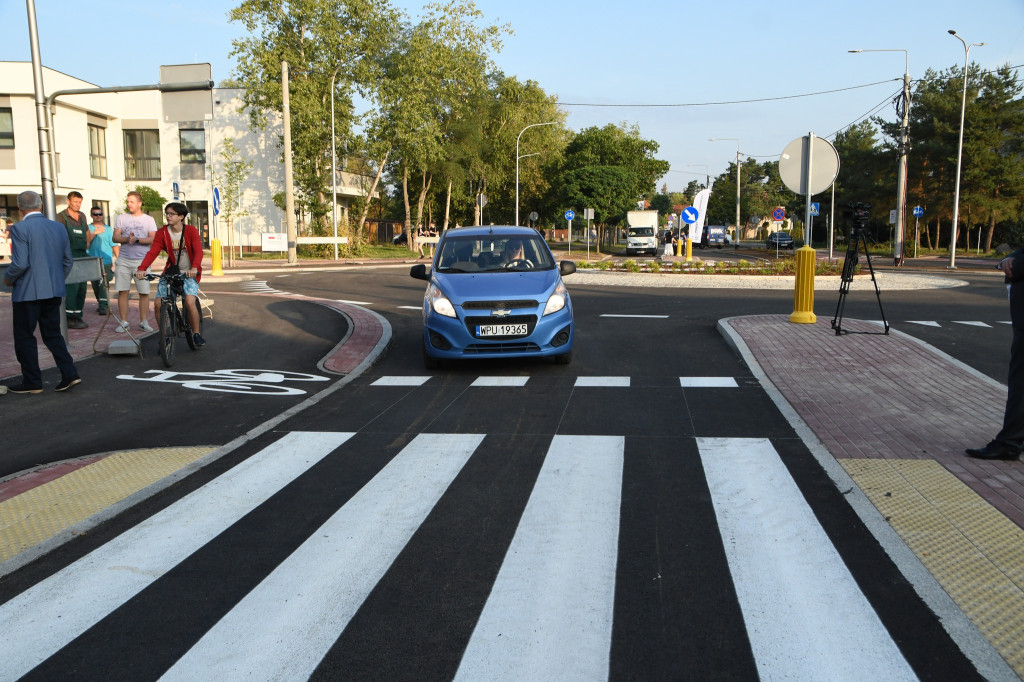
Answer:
[
  {"left": 410, "top": 263, "right": 431, "bottom": 281},
  {"left": 560, "top": 260, "right": 576, "bottom": 276}
]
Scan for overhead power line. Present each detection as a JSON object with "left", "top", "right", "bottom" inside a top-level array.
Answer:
[{"left": 548, "top": 78, "right": 901, "bottom": 108}]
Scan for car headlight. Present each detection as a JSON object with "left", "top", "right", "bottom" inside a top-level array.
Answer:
[
  {"left": 543, "top": 282, "right": 567, "bottom": 316},
  {"left": 428, "top": 283, "right": 457, "bottom": 318}
]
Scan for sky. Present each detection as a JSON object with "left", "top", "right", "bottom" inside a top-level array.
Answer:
[{"left": 3, "top": 0, "right": 1023, "bottom": 194}]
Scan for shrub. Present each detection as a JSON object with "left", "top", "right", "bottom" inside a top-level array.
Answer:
[
  {"left": 650, "top": 261, "right": 661, "bottom": 273},
  {"left": 624, "top": 259, "right": 640, "bottom": 273},
  {"left": 597, "top": 260, "right": 611, "bottom": 271}
]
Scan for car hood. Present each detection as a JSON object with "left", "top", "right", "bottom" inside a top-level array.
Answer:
[{"left": 433, "top": 269, "right": 562, "bottom": 303}]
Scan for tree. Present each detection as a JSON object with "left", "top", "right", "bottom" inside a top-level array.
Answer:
[
  {"left": 365, "top": 1, "right": 510, "bottom": 247},
  {"left": 210, "top": 137, "right": 254, "bottom": 266},
  {"left": 228, "top": 0, "right": 399, "bottom": 231}
]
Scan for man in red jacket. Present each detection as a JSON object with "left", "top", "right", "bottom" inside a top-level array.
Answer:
[{"left": 135, "top": 202, "right": 205, "bottom": 347}]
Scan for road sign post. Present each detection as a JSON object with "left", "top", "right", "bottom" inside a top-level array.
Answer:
[{"left": 565, "top": 210, "right": 575, "bottom": 254}]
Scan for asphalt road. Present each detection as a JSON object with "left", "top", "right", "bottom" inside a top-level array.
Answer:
[{"left": 0, "top": 266, "right": 1005, "bottom": 679}]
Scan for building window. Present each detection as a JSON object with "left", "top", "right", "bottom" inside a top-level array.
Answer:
[
  {"left": 179, "top": 128, "right": 205, "bottom": 180},
  {"left": 123, "top": 129, "right": 160, "bottom": 180},
  {"left": 0, "top": 108, "right": 13, "bottom": 149},
  {"left": 88, "top": 124, "right": 107, "bottom": 178}
]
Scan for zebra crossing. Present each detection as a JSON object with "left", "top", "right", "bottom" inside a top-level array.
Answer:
[{"left": 0, "top": 430, "right": 919, "bottom": 680}]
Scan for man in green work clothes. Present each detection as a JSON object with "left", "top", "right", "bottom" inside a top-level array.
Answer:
[{"left": 56, "top": 191, "right": 89, "bottom": 328}]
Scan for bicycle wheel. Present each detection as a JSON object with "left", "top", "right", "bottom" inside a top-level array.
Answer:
[{"left": 158, "top": 300, "right": 176, "bottom": 367}]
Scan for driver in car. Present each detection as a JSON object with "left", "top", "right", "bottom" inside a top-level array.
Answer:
[{"left": 503, "top": 239, "right": 525, "bottom": 265}]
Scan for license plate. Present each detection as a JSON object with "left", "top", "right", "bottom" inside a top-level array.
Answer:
[{"left": 476, "top": 323, "right": 528, "bottom": 337}]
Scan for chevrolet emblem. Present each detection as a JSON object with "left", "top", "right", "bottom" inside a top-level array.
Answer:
[{"left": 492, "top": 309, "right": 512, "bottom": 317}]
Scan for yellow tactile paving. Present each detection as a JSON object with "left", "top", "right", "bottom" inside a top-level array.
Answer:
[
  {"left": 841, "top": 458, "right": 1024, "bottom": 677},
  {"left": 0, "top": 447, "right": 215, "bottom": 564}
]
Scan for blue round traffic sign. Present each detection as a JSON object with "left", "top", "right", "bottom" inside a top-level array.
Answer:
[
  {"left": 681, "top": 207, "right": 699, "bottom": 224},
  {"left": 772, "top": 206, "right": 786, "bottom": 222},
  {"left": 564, "top": 209, "right": 575, "bottom": 221},
  {"left": 913, "top": 206, "right": 924, "bottom": 218}
]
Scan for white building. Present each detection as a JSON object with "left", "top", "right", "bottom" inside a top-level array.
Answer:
[{"left": 0, "top": 61, "right": 372, "bottom": 249}]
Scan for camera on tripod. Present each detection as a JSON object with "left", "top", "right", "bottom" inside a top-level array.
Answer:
[{"left": 844, "top": 202, "right": 872, "bottom": 235}]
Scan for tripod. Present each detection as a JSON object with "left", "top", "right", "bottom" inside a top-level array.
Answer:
[{"left": 831, "top": 227, "right": 889, "bottom": 336}]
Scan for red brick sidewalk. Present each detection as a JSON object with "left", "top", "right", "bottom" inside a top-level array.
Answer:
[{"left": 723, "top": 315, "right": 1024, "bottom": 529}]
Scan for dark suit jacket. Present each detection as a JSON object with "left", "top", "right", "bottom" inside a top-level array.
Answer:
[{"left": 4, "top": 211, "right": 74, "bottom": 303}]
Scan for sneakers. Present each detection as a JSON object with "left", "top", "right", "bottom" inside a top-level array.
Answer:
[
  {"left": 55, "top": 377, "right": 82, "bottom": 392},
  {"left": 192, "top": 333, "right": 206, "bottom": 347},
  {"left": 67, "top": 317, "right": 88, "bottom": 329},
  {"left": 115, "top": 320, "right": 130, "bottom": 333},
  {"left": 139, "top": 320, "right": 155, "bottom": 332},
  {"left": 9, "top": 383, "right": 43, "bottom": 394},
  {"left": 97, "top": 307, "right": 109, "bottom": 316}
]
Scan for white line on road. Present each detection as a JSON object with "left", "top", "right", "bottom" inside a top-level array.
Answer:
[
  {"left": 471, "top": 376, "right": 530, "bottom": 387},
  {"left": 680, "top": 377, "right": 738, "bottom": 387},
  {"left": 371, "top": 376, "right": 431, "bottom": 386},
  {"left": 953, "top": 321, "right": 992, "bottom": 327},
  {"left": 0, "top": 431, "right": 355, "bottom": 682},
  {"left": 696, "top": 437, "right": 916, "bottom": 681},
  {"left": 575, "top": 376, "right": 630, "bottom": 387},
  {"left": 161, "top": 433, "right": 485, "bottom": 681},
  {"left": 455, "top": 435, "right": 624, "bottom": 682}
]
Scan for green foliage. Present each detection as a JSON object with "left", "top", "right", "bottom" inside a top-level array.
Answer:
[
  {"left": 649, "top": 260, "right": 661, "bottom": 273},
  {"left": 624, "top": 259, "right": 640, "bottom": 272}
]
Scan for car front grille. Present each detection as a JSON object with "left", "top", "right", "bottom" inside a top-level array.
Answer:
[{"left": 464, "top": 342, "right": 541, "bottom": 354}]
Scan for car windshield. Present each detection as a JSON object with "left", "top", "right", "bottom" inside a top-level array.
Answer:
[
  {"left": 628, "top": 227, "right": 654, "bottom": 237},
  {"left": 435, "top": 235, "right": 555, "bottom": 273}
]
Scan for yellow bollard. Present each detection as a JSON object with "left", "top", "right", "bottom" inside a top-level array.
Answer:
[
  {"left": 685, "top": 238, "right": 692, "bottom": 262},
  {"left": 789, "top": 245, "right": 817, "bottom": 324},
  {"left": 675, "top": 238, "right": 682, "bottom": 257},
  {"left": 211, "top": 238, "right": 224, "bottom": 276}
]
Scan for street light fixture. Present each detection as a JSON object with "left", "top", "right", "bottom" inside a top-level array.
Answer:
[
  {"left": 709, "top": 138, "right": 741, "bottom": 246},
  {"left": 849, "top": 49, "right": 910, "bottom": 266},
  {"left": 516, "top": 122, "right": 556, "bottom": 226},
  {"left": 947, "top": 30, "right": 985, "bottom": 269}
]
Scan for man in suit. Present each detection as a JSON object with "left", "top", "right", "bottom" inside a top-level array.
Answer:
[
  {"left": 2, "top": 190, "right": 82, "bottom": 394},
  {"left": 966, "top": 249, "right": 1024, "bottom": 460}
]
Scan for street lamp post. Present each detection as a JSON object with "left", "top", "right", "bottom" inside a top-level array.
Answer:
[
  {"left": 282, "top": 60, "right": 297, "bottom": 264},
  {"left": 516, "top": 122, "right": 556, "bottom": 226},
  {"left": 948, "top": 30, "right": 985, "bottom": 269},
  {"left": 709, "top": 138, "right": 740, "bottom": 246},
  {"left": 849, "top": 48, "right": 910, "bottom": 266},
  {"left": 329, "top": 66, "right": 340, "bottom": 260}
]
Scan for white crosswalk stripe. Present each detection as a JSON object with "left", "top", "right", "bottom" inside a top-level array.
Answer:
[
  {"left": 162, "top": 433, "right": 484, "bottom": 681},
  {"left": 0, "top": 432, "right": 354, "bottom": 681},
  {"left": 455, "top": 435, "right": 623, "bottom": 681},
  {"left": 3, "top": 433, "right": 918, "bottom": 679},
  {"left": 697, "top": 437, "right": 916, "bottom": 681}
]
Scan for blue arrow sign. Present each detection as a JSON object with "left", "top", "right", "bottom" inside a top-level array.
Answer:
[
  {"left": 913, "top": 206, "right": 924, "bottom": 218},
  {"left": 564, "top": 209, "right": 575, "bottom": 221},
  {"left": 681, "top": 206, "right": 699, "bottom": 224},
  {"left": 213, "top": 187, "right": 221, "bottom": 216}
]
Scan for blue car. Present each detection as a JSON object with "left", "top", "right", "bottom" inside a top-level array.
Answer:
[{"left": 410, "top": 226, "right": 576, "bottom": 368}]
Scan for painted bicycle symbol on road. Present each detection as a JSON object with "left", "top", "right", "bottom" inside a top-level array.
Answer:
[{"left": 116, "top": 369, "right": 330, "bottom": 395}]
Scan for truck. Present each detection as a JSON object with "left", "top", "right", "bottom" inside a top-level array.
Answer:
[
  {"left": 700, "top": 224, "right": 728, "bottom": 249},
  {"left": 625, "top": 210, "right": 659, "bottom": 256}
]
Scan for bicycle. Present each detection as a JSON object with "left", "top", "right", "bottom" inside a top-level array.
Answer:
[{"left": 146, "top": 273, "right": 203, "bottom": 367}]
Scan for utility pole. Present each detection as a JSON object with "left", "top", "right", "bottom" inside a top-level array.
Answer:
[{"left": 282, "top": 60, "right": 297, "bottom": 264}]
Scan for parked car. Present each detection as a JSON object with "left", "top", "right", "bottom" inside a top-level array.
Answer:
[
  {"left": 410, "top": 226, "right": 576, "bottom": 368},
  {"left": 766, "top": 231, "right": 795, "bottom": 250}
]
